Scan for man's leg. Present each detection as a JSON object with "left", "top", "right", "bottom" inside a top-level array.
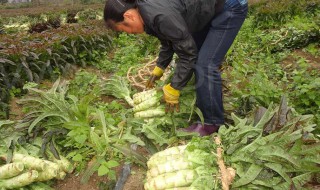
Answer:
[{"left": 195, "top": 0, "right": 248, "bottom": 126}]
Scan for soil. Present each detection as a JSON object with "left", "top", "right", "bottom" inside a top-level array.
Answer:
[
  {"left": 281, "top": 49, "right": 320, "bottom": 72},
  {"left": 294, "top": 49, "right": 320, "bottom": 70},
  {"left": 121, "top": 165, "right": 146, "bottom": 190},
  {"left": 8, "top": 97, "right": 24, "bottom": 120},
  {"left": 54, "top": 173, "right": 109, "bottom": 190},
  {"left": 54, "top": 163, "right": 146, "bottom": 190}
]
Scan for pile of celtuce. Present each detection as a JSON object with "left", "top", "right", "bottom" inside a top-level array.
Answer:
[
  {"left": 133, "top": 89, "right": 165, "bottom": 119},
  {"left": 0, "top": 153, "right": 73, "bottom": 189},
  {"left": 144, "top": 97, "right": 320, "bottom": 190}
]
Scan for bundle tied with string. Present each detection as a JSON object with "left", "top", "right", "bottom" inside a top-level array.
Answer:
[{"left": 144, "top": 136, "right": 236, "bottom": 190}]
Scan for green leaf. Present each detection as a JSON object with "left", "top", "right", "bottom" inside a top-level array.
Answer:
[
  {"left": 254, "top": 103, "right": 276, "bottom": 129},
  {"left": 231, "top": 112, "right": 247, "bottom": 126},
  {"left": 240, "top": 131, "right": 283, "bottom": 153},
  {"left": 259, "top": 145, "right": 300, "bottom": 167},
  {"left": 251, "top": 177, "right": 282, "bottom": 188},
  {"left": 292, "top": 173, "right": 312, "bottom": 189},
  {"left": 106, "top": 160, "right": 119, "bottom": 168},
  {"left": 72, "top": 154, "right": 83, "bottom": 162},
  {"left": 232, "top": 164, "right": 263, "bottom": 188},
  {"left": 112, "top": 144, "right": 147, "bottom": 168},
  {"left": 142, "top": 122, "right": 168, "bottom": 146},
  {"left": 98, "top": 165, "right": 109, "bottom": 176},
  {"left": 98, "top": 110, "right": 108, "bottom": 142},
  {"left": 107, "top": 170, "right": 117, "bottom": 180},
  {"left": 0, "top": 58, "right": 16, "bottom": 65},
  {"left": 81, "top": 157, "right": 102, "bottom": 184},
  {"left": 28, "top": 112, "right": 70, "bottom": 134},
  {"left": 0, "top": 120, "right": 14, "bottom": 128},
  {"left": 64, "top": 121, "right": 89, "bottom": 130},
  {"left": 188, "top": 96, "right": 197, "bottom": 122},
  {"left": 300, "top": 142, "right": 320, "bottom": 155},
  {"left": 121, "top": 127, "right": 145, "bottom": 146},
  {"left": 194, "top": 107, "right": 204, "bottom": 125},
  {"left": 89, "top": 129, "right": 104, "bottom": 153},
  {"left": 75, "top": 134, "right": 87, "bottom": 144},
  {"left": 264, "top": 163, "right": 291, "bottom": 183}
]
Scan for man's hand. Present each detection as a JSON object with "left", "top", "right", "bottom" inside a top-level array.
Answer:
[
  {"left": 163, "top": 83, "right": 180, "bottom": 113},
  {"left": 146, "top": 66, "right": 164, "bottom": 89}
]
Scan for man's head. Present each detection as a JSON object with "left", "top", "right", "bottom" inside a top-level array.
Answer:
[{"left": 104, "top": 0, "right": 144, "bottom": 34}]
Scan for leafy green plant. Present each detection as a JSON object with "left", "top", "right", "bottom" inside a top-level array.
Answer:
[
  {"left": 76, "top": 8, "right": 101, "bottom": 21},
  {"left": 16, "top": 78, "right": 147, "bottom": 182},
  {"left": 0, "top": 21, "right": 112, "bottom": 117},
  {"left": 285, "top": 56, "right": 320, "bottom": 128},
  {"left": 101, "top": 33, "right": 159, "bottom": 75},
  {"left": 251, "top": 0, "right": 320, "bottom": 29},
  {"left": 222, "top": 98, "right": 320, "bottom": 189},
  {"left": 68, "top": 70, "right": 100, "bottom": 97},
  {"left": 223, "top": 10, "right": 320, "bottom": 131},
  {"left": 303, "top": 43, "right": 320, "bottom": 57}
]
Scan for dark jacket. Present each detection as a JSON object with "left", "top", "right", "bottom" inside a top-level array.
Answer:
[{"left": 137, "top": 0, "right": 225, "bottom": 90}]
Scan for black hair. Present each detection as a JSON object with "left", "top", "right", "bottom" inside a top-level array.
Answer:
[{"left": 104, "top": 0, "right": 137, "bottom": 28}]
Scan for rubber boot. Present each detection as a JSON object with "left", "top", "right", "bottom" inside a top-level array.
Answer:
[
  {"left": 179, "top": 123, "right": 202, "bottom": 133},
  {"left": 199, "top": 124, "right": 220, "bottom": 136},
  {"left": 179, "top": 123, "right": 220, "bottom": 136}
]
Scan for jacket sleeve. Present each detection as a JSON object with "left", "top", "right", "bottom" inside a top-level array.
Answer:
[
  {"left": 156, "top": 40, "right": 174, "bottom": 70},
  {"left": 155, "top": 14, "right": 198, "bottom": 90}
]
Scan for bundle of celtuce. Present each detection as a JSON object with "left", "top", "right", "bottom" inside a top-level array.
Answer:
[
  {"left": 0, "top": 153, "right": 73, "bottom": 189},
  {"left": 144, "top": 141, "right": 223, "bottom": 190},
  {"left": 144, "top": 97, "right": 320, "bottom": 190},
  {"left": 133, "top": 89, "right": 165, "bottom": 119},
  {"left": 132, "top": 87, "right": 197, "bottom": 119},
  {"left": 130, "top": 87, "right": 199, "bottom": 146}
]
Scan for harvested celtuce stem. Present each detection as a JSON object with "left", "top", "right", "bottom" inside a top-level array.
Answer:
[
  {"left": 12, "top": 154, "right": 47, "bottom": 171},
  {"left": 43, "top": 160, "right": 60, "bottom": 172},
  {"left": 133, "top": 95, "right": 161, "bottom": 113},
  {"left": 0, "top": 170, "right": 38, "bottom": 189},
  {"left": 52, "top": 156, "right": 73, "bottom": 173},
  {"left": 133, "top": 89, "right": 157, "bottom": 104},
  {"left": 148, "top": 145, "right": 187, "bottom": 163},
  {"left": 124, "top": 96, "right": 135, "bottom": 108},
  {"left": 0, "top": 163, "right": 24, "bottom": 179},
  {"left": 36, "top": 170, "right": 58, "bottom": 182},
  {"left": 147, "top": 159, "right": 196, "bottom": 178},
  {"left": 134, "top": 107, "right": 166, "bottom": 118},
  {"left": 46, "top": 150, "right": 73, "bottom": 173},
  {"left": 147, "top": 154, "right": 182, "bottom": 168},
  {"left": 56, "top": 171, "right": 66, "bottom": 180},
  {"left": 144, "top": 169, "right": 197, "bottom": 190},
  {"left": 133, "top": 89, "right": 156, "bottom": 99}
]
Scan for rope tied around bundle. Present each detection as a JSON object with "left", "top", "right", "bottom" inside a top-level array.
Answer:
[{"left": 126, "top": 57, "right": 171, "bottom": 90}]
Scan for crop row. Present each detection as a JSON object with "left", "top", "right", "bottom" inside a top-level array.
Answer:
[
  {"left": 0, "top": 20, "right": 112, "bottom": 118},
  {"left": 0, "top": 3, "right": 104, "bottom": 18},
  {"left": 249, "top": 0, "right": 320, "bottom": 29}
]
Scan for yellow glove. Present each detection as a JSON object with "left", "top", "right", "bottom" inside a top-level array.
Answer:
[
  {"left": 163, "top": 83, "right": 180, "bottom": 113},
  {"left": 146, "top": 66, "right": 164, "bottom": 89}
]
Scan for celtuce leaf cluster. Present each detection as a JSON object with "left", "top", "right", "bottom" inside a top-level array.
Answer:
[{"left": 144, "top": 97, "right": 320, "bottom": 190}]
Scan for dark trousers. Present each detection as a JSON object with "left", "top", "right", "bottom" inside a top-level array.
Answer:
[{"left": 192, "top": 0, "right": 248, "bottom": 124}]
